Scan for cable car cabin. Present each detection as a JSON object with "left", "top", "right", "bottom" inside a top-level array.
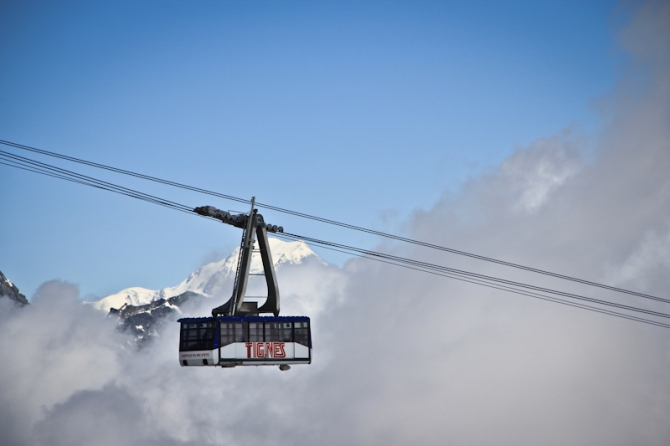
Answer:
[
  {"left": 183, "top": 204, "right": 311, "bottom": 370},
  {"left": 178, "top": 316, "right": 311, "bottom": 369}
]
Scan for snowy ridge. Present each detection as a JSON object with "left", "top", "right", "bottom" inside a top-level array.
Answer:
[
  {"left": 91, "top": 287, "right": 158, "bottom": 313},
  {"left": 92, "top": 238, "right": 316, "bottom": 312}
]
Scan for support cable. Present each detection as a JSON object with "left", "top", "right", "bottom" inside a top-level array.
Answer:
[
  {"left": 0, "top": 138, "right": 664, "bottom": 305},
  {"left": 0, "top": 150, "right": 199, "bottom": 217},
  {"left": 273, "top": 233, "right": 670, "bottom": 329},
  {"left": 276, "top": 232, "right": 670, "bottom": 320},
  {"left": 2, "top": 143, "right": 670, "bottom": 329}
]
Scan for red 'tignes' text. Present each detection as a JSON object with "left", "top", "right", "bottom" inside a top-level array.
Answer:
[{"left": 245, "top": 342, "right": 286, "bottom": 359}]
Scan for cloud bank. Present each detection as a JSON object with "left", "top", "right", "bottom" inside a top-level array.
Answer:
[{"left": 1, "top": 2, "right": 669, "bottom": 445}]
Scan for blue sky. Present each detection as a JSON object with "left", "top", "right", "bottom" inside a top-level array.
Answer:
[{"left": 1, "top": 0, "right": 622, "bottom": 299}]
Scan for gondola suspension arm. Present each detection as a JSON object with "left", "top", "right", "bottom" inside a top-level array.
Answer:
[{"left": 194, "top": 199, "right": 283, "bottom": 317}]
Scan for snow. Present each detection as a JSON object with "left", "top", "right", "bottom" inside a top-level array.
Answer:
[
  {"left": 90, "top": 287, "right": 158, "bottom": 312},
  {"left": 1, "top": 274, "right": 14, "bottom": 288},
  {"left": 91, "top": 238, "right": 317, "bottom": 312}
]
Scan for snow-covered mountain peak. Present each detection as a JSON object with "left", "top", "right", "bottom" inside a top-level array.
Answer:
[
  {"left": 269, "top": 238, "right": 315, "bottom": 267},
  {"left": 91, "top": 287, "right": 157, "bottom": 313},
  {"left": 91, "top": 238, "right": 317, "bottom": 312}
]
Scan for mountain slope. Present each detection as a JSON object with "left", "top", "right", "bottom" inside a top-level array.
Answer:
[
  {"left": 111, "top": 291, "right": 206, "bottom": 345},
  {"left": 0, "top": 270, "right": 29, "bottom": 306}
]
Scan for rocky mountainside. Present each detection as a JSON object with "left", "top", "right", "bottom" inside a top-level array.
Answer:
[
  {"left": 111, "top": 291, "right": 207, "bottom": 345},
  {"left": 0, "top": 270, "right": 29, "bottom": 306}
]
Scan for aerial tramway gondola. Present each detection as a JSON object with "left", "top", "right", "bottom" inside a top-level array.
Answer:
[{"left": 177, "top": 198, "right": 311, "bottom": 370}]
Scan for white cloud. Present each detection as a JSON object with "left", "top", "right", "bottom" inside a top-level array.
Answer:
[
  {"left": 2, "top": 2, "right": 670, "bottom": 445},
  {"left": 501, "top": 135, "right": 582, "bottom": 213}
]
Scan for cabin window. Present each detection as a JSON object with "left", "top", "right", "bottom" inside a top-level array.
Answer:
[
  {"left": 220, "top": 322, "right": 246, "bottom": 345},
  {"left": 234, "top": 322, "right": 246, "bottom": 342},
  {"left": 180, "top": 321, "right": 216, "bottom": 351},
  {"left": 294, "top": 321, "right": 310, "bottom": 347},
  {"left": 264, "top": 322, "right": 280, "bottom": 342},
  {"left": 220, "top": 323, "right": 235, "bottom": 346},
  {"left": 279, "top": 322, "right": 293, "bottom": 342},
  {"left": 249, "top": 322, "right": 263, "bottom": 342}
]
